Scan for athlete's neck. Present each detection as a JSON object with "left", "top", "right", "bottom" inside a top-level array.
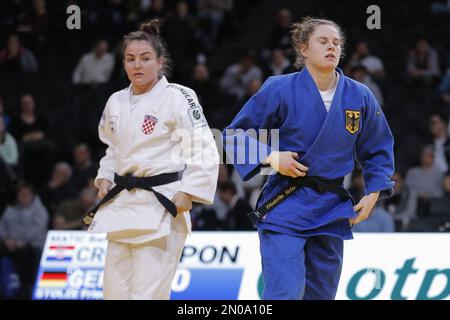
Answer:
[
  {"left": 306, "top": 65, "right": 337, "bottom": 91},
  {"left": 132, "top": 78, "right": 158, "bottom": 95}
]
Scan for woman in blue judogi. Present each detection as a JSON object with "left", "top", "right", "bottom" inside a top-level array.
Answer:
[{"left": 222, "top": 17, "right": 394, "bottom": 299}]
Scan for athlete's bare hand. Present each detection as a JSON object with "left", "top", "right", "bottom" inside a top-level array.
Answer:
[
  {"left": 263, "top": 151, "right": 308, "bottom": 178},
  {"left": 172, "top": 191, "right": 193, "bottom": 214},
  {"left": 350, "top": 191, "right": 380, "bottom": 226},
  {"left": 97, "top": 179, "right": 112, "bottom": 200}
]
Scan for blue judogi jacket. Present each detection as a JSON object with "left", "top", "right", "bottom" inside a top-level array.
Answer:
[{"left": 222, "top": 67, "right": 395, "bottom": 239}]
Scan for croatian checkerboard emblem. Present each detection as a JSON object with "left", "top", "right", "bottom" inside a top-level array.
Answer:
[{"left": 142, "top": 115, "right": 158, "bottom": 135}]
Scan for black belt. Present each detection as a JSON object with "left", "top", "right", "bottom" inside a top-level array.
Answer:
[
  {"left": 82, "top": 171, "right": 183, "bottom": 227},
  {"left": 248, "top": 175, "right": 355, "bottom": 225}
]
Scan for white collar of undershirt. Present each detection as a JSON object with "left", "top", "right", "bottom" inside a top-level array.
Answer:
[
  {"left": 319, "top": 71, "right": 339, "bottom": 94},
  {"left": 128, "top": 76, "right": 168, "bottom": 107}
]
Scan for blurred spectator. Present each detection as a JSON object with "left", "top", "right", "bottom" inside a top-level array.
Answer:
[
  {"left": 431, "top": 0, "right": 450, "bottom": 14},
  {"left": 349, "top": 65, "right": 384, "bottom": 107},
  {"left": 231, "top": 167, "right": 265, "bottom": 209},
  {"left": 405, "top": 145, "right": 444, "bottom": 216},
  {"left": 110, "top": 39, "right": 128, "bottom": 85},
  {"left": 124, "top": 0, "right": 141, "bottom": 23},
  {"left": 268, "top": 8, "right": 292, "bottom": 51},
  {"left": 166, "top": 1, "right": 198, "bottom": 82},
  {"left": 437, "top": 68, "right": 450, "bottom": 106},
  {"left": 72, "top": 40, "right": 114, "bottom": 84},
  {"left": 190, "top": 203, "right": 219, "bottom": 230},
  {"left": 0, "top": 116, "right": 18, "bottom": 217},
  {"left": 41, "top": 162, "right": 77, "bottom": 218},
  {"left": 263, "top": 48, "right": 293, "bottom": 78},
  {"left": 191, "top": 165, "right": 231, "bottom": 231},
  {"left": 0, "top": 1, "right": 17, "bottom": 34},
  {"left": 430, "top": 112, "right": 450, "bottom": 197},
  {"left": 218, "top": 181, "right": 253, "bottom": 230},
  {"left": 0, "top": 183, "right": 48, "bottom": 299},
  {"left": 429, "top": 113, "right": 450, "bottom": 174},
  {"left": 210, "top": 164, "right": 232, "bottom": 224},
  {"left": 10, "top": 94, "right": 56, "bottom": 188},
  {"left": 220, "top": 51, "right": 262, "bottom": 100},
  {"left": 70, "top": 143, "right": 98, "bottom": 192},
  {"left": 53, "top": 186, "right": 97, "bottom": 230},
  {"left": 345, "top": 40, "right": 385, "bottom": 80},
  {"left": 0, "top": 34, "right": 39, "bottom": 75},
  {"left": 0, "top": 116, "right": 18, "bottom": 167},
  {"left": 16, "top": 0, "right": 50, "bottom": 39},
  {"left": 238, "top": 78, "right": 261, "bottom": 110},
  {"left": 445, "top": 173, "right": 450, "bottom": 195},
  {"left": 190, "top": 63, "right": 215, "bottom": 105},
  {"left": 95, "top": 0, "right": 126, "bottom": 38},
  {"left": 197, "top": 0, "right": 227, "bottom": 50},
  {"left": 10, "top": 94, "right": 47, "bottom": 141},
  {"left": 384, "top": 172, "right": 418, "bottom": 231},
  {"left": 352, "top": 203, "right": 395, "bottom": 232},
  {"left": 0, "top": 34, "right": 39, "bottom": 103},
  {"left": 406, "top": 37, "right": 440, "bottom": 87},
  {"left": 141, "top": 0, "right": 168, "bottom": 22},
  {"left": 189, "top": 63, "right": 220, "bottom": 122},
  {"left": 0, "top": 156, "right": 15, "bottom": 216},
  {"left": 0, "top": 96, "right": 11, "bottom": 128}
]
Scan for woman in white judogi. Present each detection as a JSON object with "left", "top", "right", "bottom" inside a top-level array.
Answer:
[{"left": 83, "top": 19, "right": 219, "bottom": 299}]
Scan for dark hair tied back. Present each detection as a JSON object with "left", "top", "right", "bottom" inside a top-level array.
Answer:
[
  {"left": 140, "top": 19, "right": 160, "bottom": 37},
  {"left": 123, "top": 19, "right": 171, "bottom": 77}
]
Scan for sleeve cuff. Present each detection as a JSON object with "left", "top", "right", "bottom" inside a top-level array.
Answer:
[
  {"left": 94, "top": 171, "right": 114, "bottom": 188},
  {"left": 178, "top": 187, "right": 215, "bottom": 205},
  {"left": 378, "top": 188, "right": 394, "bottom": 200},
  {"left": 364, "top": 182, "right": 395, "bottom": 200}
]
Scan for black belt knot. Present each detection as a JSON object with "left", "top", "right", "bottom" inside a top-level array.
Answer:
[
  {"left": 115, "top": 174, "right": 137, "bottom": 191},
  {"left": 82, "top": 171, "right": 183, "bottom": 227},
  {"left": 248, "top": 175, "right": 354, "bottom": 226}
]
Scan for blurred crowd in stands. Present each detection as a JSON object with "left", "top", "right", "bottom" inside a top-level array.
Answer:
[{"left": 1, "top": 0, "right": 450, "bottom": 298}]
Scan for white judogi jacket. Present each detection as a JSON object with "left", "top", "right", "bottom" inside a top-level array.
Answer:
[{"left": 88, "top": 76, "right": 219, "bottom": 243}]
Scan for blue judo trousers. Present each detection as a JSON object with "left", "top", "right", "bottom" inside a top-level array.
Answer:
[
  {"left": 259, "top": 229, "right": 343, "bottom": 300},
  {"left": 222, "top": 67, "right": 395, "bottom": 300}
]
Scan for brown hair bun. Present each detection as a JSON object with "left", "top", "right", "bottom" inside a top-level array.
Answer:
[{"left": 140, "top": 19, "right": 160, "bottom": 37}]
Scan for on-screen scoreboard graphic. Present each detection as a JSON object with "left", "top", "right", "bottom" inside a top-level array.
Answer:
[{"left": 33, "top": 232, "right": 450, "bottom": 300}]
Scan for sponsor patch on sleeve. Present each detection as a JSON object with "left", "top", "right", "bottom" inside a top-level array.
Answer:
[{"left": 188, "top": 106, "right": 208, "bottom": 128}]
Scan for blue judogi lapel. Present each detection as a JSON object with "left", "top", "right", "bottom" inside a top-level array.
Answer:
[{"left": 299, "top": 67, "right": 345, "bottom": 169}]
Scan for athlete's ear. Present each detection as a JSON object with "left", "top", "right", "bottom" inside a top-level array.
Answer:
[{"left": 299, "top": 43, "right": 308, "bottom": 59}]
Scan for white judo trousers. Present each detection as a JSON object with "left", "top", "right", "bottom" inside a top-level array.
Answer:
[{"left": 103, "top": 213, "right": 187, "bottom": 300}]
